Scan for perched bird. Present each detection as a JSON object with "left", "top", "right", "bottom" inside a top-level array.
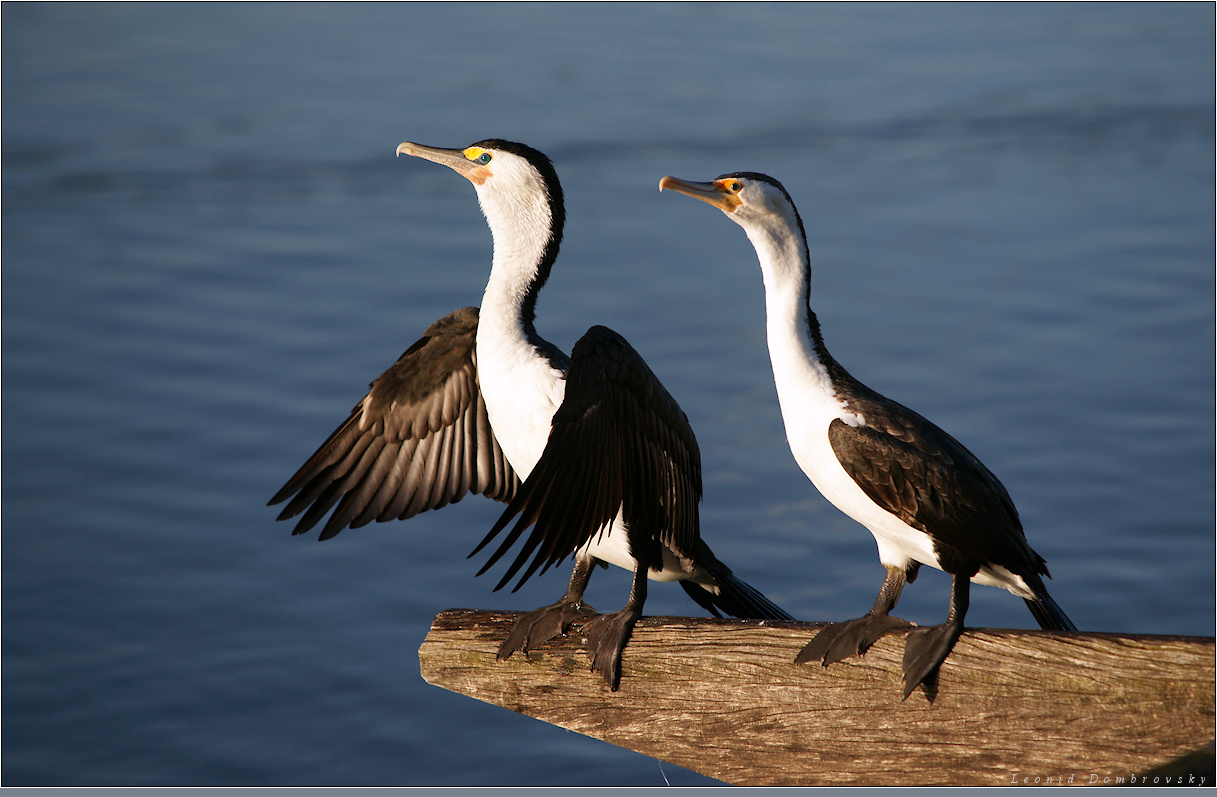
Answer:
[
  {"left": 660, "top": 172, "right": 1074, "bottom": 698},
  {"left": 270, "top": 140, "right": 790, "bottom": 690}
]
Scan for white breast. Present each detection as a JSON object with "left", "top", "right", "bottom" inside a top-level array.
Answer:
[{"left": 475, "top": 331, "right": 565, "bottom": 480}]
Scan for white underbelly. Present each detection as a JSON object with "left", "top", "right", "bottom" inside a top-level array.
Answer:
[
  {"left": 797, "top": 441, "right": 941, "bottom": 569},
  {"left": 579, "top": 523, "right": 634, "bottom": 571},
  {"left": 776, "top": 391, "right": 939, "bottom": 571},
  {"left": 579, "top": 520, "right": 705, "bottom": 583},
  {"left": 789, "top": 421, "right": 1033, "bottom": 598}
]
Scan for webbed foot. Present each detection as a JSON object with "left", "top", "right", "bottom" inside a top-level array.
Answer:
[
  {"left": 496, "top": 598, "right": 599, "bottom": 661},
  {"left": 900, "top": 620, "right": 962, "bottom": 700},
  {"left": 578, "top": 605, "right": 641, "bottom": 691},
  {"left": 795, "top": 612, "right": 915, "bottom": 666}
]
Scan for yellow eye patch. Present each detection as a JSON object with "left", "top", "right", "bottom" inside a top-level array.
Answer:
[{"left": 463, "top": 147, "right": 493, "bottom": 165}]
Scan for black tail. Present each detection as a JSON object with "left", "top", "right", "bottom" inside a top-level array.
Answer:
[
  {"left": 1024, "top": 590, "right": 1077, "bottom": 632},
  {"left": 680, "top": 564, "right": 793, "bottom": 622}
]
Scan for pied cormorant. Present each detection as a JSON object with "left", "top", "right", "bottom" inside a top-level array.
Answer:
[
  {"left": 660, "top": 172, "right": 1074, "bottom": 698},
  {"left": 270, "top": 141, "right": 791, "bottom": 690}
]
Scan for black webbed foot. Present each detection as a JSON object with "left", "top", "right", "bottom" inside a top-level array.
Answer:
[
  {"left": 795, "top": 612, "right": 915, "bottom": 666},
  {"left": 578, "top": 605, "right": 642, "bottom": 691},
  {"left": 796, "top": 563, "right": 917, "bottom": 666},
  {"left": 900, "top": 620, "right": 962, "bottom": 700},
  {"left": 496, "top": 597, "right": 599, "bottom": 661},
  {"left": 901, "top": 571, "right": 970, "bottom": 700},
  {"left": 496, "top": 556, "right": 598, "bottom": 661}
]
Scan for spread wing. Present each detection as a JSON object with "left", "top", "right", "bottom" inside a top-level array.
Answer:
[
  {"left": 269, "top": 306, "right": 518, "bottom": 540},
  {"left": 828, "top": 394, "right": 1047, "bottom": 577},
  {"left": 470, "top": 325, "right": 702, "bottom": 591}
]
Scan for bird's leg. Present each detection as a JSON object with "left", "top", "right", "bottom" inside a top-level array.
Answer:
[
  {"left": 577, "top": 562, "right": 647, "bottom": 691},
  {"left": 795, "top": 563, "right": 918, "bottom": 666},
  {"left": 496, "top": 555, "right": 600, "bottom": 661},
  {"left": 901, "top": 570, "right": 969, "bottom": 700}
]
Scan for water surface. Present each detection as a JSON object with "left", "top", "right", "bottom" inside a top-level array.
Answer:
[{"left": 3, "top": 3, "right": 1213, "bottom": 787}]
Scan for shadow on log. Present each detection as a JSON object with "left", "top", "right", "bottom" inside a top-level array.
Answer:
[{"left": 418, "top": 609, "right": 1215, "bottom": 786}]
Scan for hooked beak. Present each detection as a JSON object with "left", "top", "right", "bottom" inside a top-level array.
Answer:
[
  {"left": 658, "top": 175, "right": 740, "bottom": 213},
  {"left": 396, "top": 142, "right": 491, "bottom": 185}
]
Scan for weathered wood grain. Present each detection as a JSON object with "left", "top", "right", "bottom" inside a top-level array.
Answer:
[{"left": 418, "top": 609, "right": 1215, "bottom": 786}]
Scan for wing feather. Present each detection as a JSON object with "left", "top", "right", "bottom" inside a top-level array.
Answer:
[
  {"left": 269, "top": 307, "right": 519, "bottom": 539},
  {"left": 473, "top": 325, "right": 702, "bottom": 592},
  {"left": 829, "top": 393, "right": 1046, "bottom": 577}
]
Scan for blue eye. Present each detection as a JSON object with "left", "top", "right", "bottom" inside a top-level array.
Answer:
[{"left": 477, "top": 152, "right": 492, "bottom": 164}]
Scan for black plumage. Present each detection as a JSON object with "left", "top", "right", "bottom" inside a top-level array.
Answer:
[
  {"left": 269, "top": 306, "right": 517, "bottom": 540},
  {"left": 472, "top": 325, "right": 702, "bottom": 591},
  {"left": 468, "top": 325, "right": 790, "bottom": 690}
]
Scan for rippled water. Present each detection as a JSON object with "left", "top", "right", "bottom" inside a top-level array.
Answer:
[{"left": 4, "top": 3, "right": 1213, "bottom": 787}]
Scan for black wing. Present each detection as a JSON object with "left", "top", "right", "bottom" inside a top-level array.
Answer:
[
  {"left": 470, "top": 325, "right": 702, "bottom": 591},
  {"left": 828, "top": 394, "right": 1048, "bottom": 578},
  {"left": 269, "top": 306, "right": 518, "bottom": 540}
]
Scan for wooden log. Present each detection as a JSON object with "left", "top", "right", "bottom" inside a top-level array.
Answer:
[{"left": 418, "top": 609, "right": 1215, "bottom": 786}]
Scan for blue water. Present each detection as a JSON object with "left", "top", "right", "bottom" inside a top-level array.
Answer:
[{"left": 3, "top": 3, "right": 1213, "bottom": 787}]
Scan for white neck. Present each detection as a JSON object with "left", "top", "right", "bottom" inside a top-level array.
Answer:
[
  {"left": 741, "top": 219, "right": 837, "bottom": 404},
  {"left": 475, "top": 184, "right": 552, "bottom": 338},
  {"left": 471, "top": 181, "right": 566, "bottom": 477}
]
